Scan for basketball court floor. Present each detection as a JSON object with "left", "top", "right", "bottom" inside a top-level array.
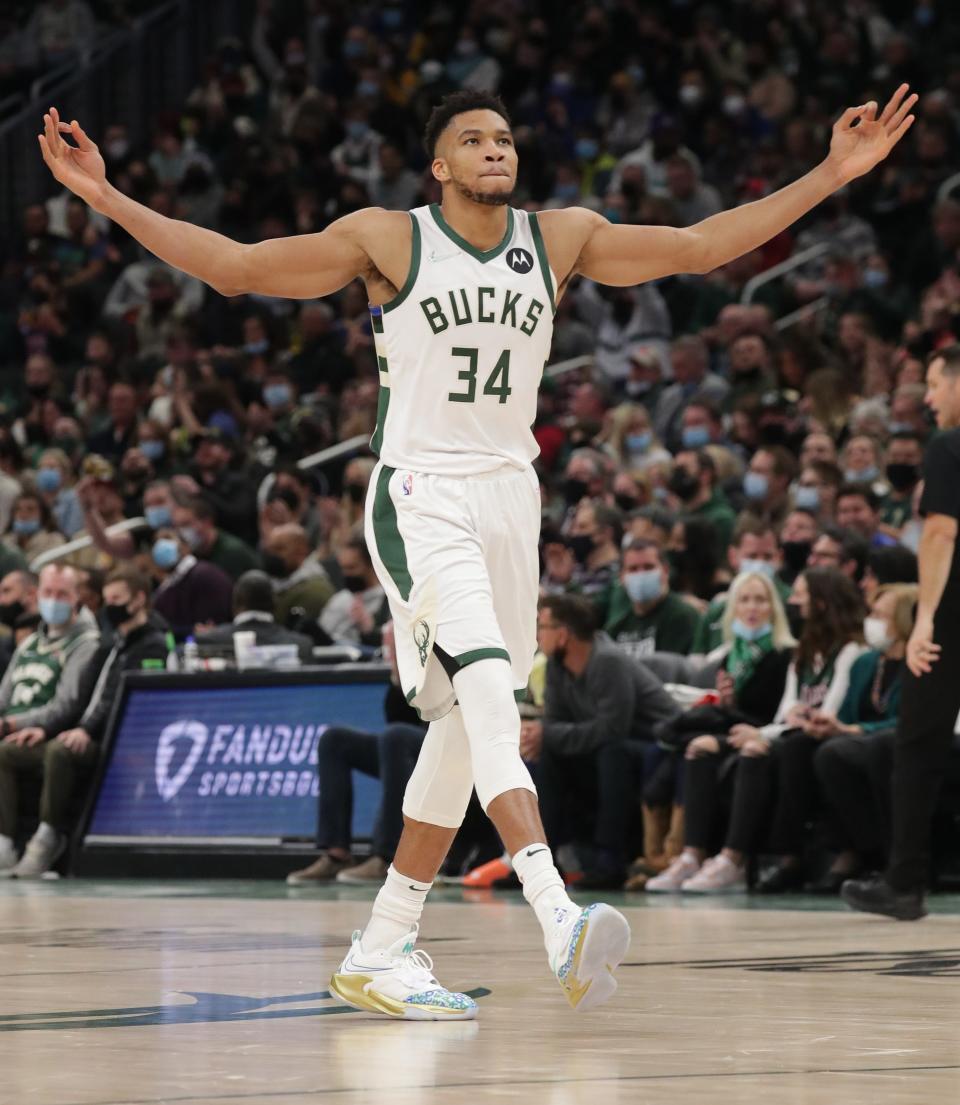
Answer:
[{"left": 3, "top": 880, "right": 960, "bottom": 1104}]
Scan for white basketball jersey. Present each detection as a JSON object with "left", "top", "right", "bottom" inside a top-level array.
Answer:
[{"left": 369, "top": 203, "right": 556, "bottom": 476}]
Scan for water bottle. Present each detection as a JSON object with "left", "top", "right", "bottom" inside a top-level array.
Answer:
[{"left": 183, "top": 636, "right": 199, "bottom": 673}]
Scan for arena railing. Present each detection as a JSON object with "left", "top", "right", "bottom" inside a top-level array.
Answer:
[
  {"left": 29, "top": 517, "right": 147, "bottom": 573},
  {"left": 0, "top": 0, "right": 242, "bottom": 234},
  {"left": 938, "top": 171, "right": 960, "bottom": 204},
  {"left": 740, "top": 242, "right": 831, "bottom": 305}
]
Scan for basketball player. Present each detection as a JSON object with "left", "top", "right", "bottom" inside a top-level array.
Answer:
[{"left": 39, "top": 84, "right": 916, "bottom": 1018}]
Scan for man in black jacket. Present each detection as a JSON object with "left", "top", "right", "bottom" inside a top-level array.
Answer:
[
  {"left": 198, "top": 571, "right": 314, "bottom": 664},
  {"left": 4, "top": 565, "right": 169, "bottom": 878},
  {"left": 520, "top": 594, "right": 680, "bottom": 887}
]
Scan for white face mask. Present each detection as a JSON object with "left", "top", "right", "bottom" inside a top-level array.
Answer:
[{"left": 863, "top": 616, "right": 894, "bottom": 652}]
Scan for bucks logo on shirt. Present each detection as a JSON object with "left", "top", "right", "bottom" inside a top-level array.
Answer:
[{"left": 368, "top": 204, "right": 556, "bottom": 477}]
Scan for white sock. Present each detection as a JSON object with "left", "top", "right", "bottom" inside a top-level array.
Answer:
[
  {"left": 361, "top": 864, "right": 432, "bottom": 953},
  {"left": 35, "top": 822, "right": 59, "bottom": 845},
  {"left": 0, "top": 833, "right": 14, "bottom": 854},
  {"left": 512, "top": 844, "right": 577, "bottom": 941}
]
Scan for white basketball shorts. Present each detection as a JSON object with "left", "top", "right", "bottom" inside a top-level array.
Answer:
[{"left": 364, "top": 461, "right": 541, "bottom": 722}]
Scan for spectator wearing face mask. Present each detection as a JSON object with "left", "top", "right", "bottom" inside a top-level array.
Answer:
[
  {"left": 778, "top": 509, "right": 820, "bottom": 586},
  {"left": 793, "top": 460, "right": 842, "bottom": 522},
  {"left": 811, "top": 584, "right": 917, "bottom": 893},
  {"left": 880, "top": 433, "right": 924, "bottom": 531},
  {"left": 34, "top": 449, "right": 84, "bottom": 537},
  {"left": 566, "top": 500, "right": 623, "bottom": 622},
  {"left": 0, "top": 563, "right": 100, "bottom": 878},
  {"left": 261, "top": 523, "right": 333, "bottom": 626},
  {"left": 692, "top": 518, "right": 788, "bottom": 654},
  {"left": 171, "top": 494, "right": 261, "bottom": 581},
  {"left": 318, "top": 533, "right": 388, "bottom": 647},
  {"left": 149, "top": 526, "right": 234, "bottom": 639},
  {"left": 198, "top": 571, "right": 314, "bottom": 664},
  {"left": 668, "top": 449, "right": 736, "bottom": 553},
  {"left": 2, "top": 491, "right": 64, "bottom": 563},
  {"left": 324, "top": 457, "right": 376, "bottom": 562},
  {"left": 673, "top": 569, "right": 867, "bottom": 894},
  {"left": 600, "top": 404, "right": 671, "bottom": 474},
  {"left": 0, "top": 570, "right": 38, "bottom": 672},
  {"left": 654, "top": 336, "right": 730, "bottom": 452},
  {"left": 647, "top": 570, "right": 795, "bottom": 893},
  {"left": 741, "top": 446, "right": 797, "bottom": 529},
  {"left": 189, "top": 429, "right": 257, "bottom": 545},
  {"left": 606, "top": 538, "right": 699, "bottom": 660}
]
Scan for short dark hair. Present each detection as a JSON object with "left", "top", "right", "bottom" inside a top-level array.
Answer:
[
  {"left": 732, "top": 515, "right": 777, "bottom": 545},
  {"left": 821, "top": 524, "right": 869, "bottom": 580},
  {"left": 538, "top": 594, "right": 597, "bottom": 641},
  {"left": 927, "top": 343, "right": 960, "bottom": 375},
  {"left": 623, "top": 537, "right": 662, "bottom": 562},
  {"left": 837, "top": 482, "right": 880, "bottom": 512},
  {"left": 423, "top": 90, "right": 512, "bottom": 159},
  {"left": 104, "top": 565, "right": 152, "bottom": 603},
  {"left": 233, "top": 570, "right": 275, "bottom": 616},
  {"left": 175, "top": 493, "right": 216, "bottom": 523},
  {"left": 344, "top": 532, "right": 373, "bottom": 567},
  {"left": 867, "top": 544, "right": 918, "bottom": 586}
]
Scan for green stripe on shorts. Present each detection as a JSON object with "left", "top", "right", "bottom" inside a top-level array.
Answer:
[
  {"left": 454, "top": 647, "right": 511, "bottom": 668},
  {"left": 372, "top": 465, "right": 412, "bottom": 601}
]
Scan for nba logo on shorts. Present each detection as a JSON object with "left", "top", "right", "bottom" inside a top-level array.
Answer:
[{"left": 402, "top": 474, "right": 414, "bottom": 496}]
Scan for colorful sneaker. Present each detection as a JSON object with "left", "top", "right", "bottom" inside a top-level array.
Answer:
[
  {"left": 680, "top": 853, "right": 746, "bottom": 893},
  {"left": 286, "top": 852, "right": 352, "bottom": 886},
  {"left": 462, "top": 855, "right": 513, "bottom": 888},
  {"left": 335, "top": 855, "right": 390, "bottom": 885},
  {"left": 330, "top": 927, "right": 478, "bottom": 1021},
  {"left": 547, "top": 903, "right": 631, "bottom": 1012},
  {"left": 645, "top": 852, "right": 700, "bottom": 893}
]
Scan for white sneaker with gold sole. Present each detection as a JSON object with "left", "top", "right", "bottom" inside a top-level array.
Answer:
[
  {"left": 548, "top": 903, "right": 631, "bottom": 1012},
  {"left": 330, "top": 926, "right": 478, "bottom": 1021}
]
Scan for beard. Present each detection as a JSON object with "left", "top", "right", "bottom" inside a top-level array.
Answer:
[{"left": 451, "top": 177, "right": 515, "bottom": 206}]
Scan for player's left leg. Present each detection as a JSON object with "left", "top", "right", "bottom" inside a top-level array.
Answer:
[{"left": 330, "top": 707, "right": 480, "bottom": 1020}]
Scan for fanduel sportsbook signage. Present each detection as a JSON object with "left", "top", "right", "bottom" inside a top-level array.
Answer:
[{"left": 89, "top": 677, "right": 389, "bottom": 840}]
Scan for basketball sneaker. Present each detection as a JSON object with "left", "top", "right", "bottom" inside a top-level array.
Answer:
[
  {"left": 547, "top": 903, "right": 630, "bottom": 1012},
  {"left": 329, "top": 926, "right": 478, "bottom": 1021}
]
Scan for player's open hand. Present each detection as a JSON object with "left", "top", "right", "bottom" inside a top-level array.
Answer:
[
  {"left": 37, "top": 106, "right": 108, "bottom": 210},
  {"left": 906, "top": 614, "right": 940, "bottom": 678},
  {"left": 827, "top": 84, "right": 918, "bottom": 185}
]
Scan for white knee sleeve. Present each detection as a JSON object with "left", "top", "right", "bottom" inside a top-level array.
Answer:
[
  {"left": 402, "top": 706, "right": 475, "bottom": 828},
  {"left": 452, "top": 658, "right": 536, "bottom": 811}
]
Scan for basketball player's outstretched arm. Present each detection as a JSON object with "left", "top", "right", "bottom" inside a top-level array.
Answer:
[
  {"left": 37, "top": 107, "right": 402, "bottom": 298},
  {"left": 568, "top": 84, "right": 918, "bottom": 287}
]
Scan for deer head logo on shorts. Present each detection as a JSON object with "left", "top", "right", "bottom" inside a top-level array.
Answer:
[{"left": 413, "top": 619, "right": 430, "bottom": 667}]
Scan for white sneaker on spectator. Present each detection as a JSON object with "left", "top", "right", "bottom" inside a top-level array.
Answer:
[
  {"left": 0, "top": 835, "right": 17, "bottom": 878},
  {"left": 645, "top": 852, "right": 700, "bottom": 892},
  {"left": 11, "top": 823, "right": 66, "bottom": 879},
  {"left": 680, "top": 853, "right": 746, "bottom": 894}
]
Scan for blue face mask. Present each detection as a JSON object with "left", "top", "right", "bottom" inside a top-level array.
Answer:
[
  {"left": 888, "top": 421, "right": 914, "bottom": 436},
  {"left": 39, "top": 597, "right": 73, "bottom": 627},
  {"left": 732, "top": 618, "right": 772, "bottom": 642},
  {"left": 244, "top": 339, "right": 270, "bottom": 356},
  {"left": 179, "top": 526, "right": 203, "bottom": 551},
  {"left": 844, "top": 465, "right": 878, "bottom": 484},
  {"left": 794, "top": 485, "right": 820, "bottom": 512},
  {"left": 36, "top": 467, "right": 61, "bottom": 493},
  {"left": 152, "top": 537, "right": 180, "bottom": 569},
  {"left": 356, "top": 80, "right": 380, "bottom": 98},
  {"left": 575, "top": 138, "right": 598, "bottom": 161},
  {"left": 145, "top": 505, "right": 173, "bottom": 530},
  {"left": 346, "top": 120, "right": 370, "bottom": 141},
  {"left": 743, "top": 471, "right": 769, "bottom": 501},
  {"left": 623, "top": 568, "right": 663, "bottom": 605},
  {"left": 739, "top": 558, "right": 776, "bottom": 580},
  {"left": 626, "top": 432, "right": 651, "bottom": 454},
  {"left": 13, "top": 518, "right": 40, "bottom": 537},
  {"left": 263, "top": 384, "right": 293, "bottom": 410},
  {"left": 140, "top": 439, "right": 165, "bottom": 463},
  {"left": 681, "top": 425, "right": 711, "bottom": 449},
  {"left": 863, "top": 268, "right": 888, "bottom": 289}
]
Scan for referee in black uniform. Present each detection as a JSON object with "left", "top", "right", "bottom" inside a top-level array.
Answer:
[{"left": 844, "top": 345, "right": 960, "bottom": 920}]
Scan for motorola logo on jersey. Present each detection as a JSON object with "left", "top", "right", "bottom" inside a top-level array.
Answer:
[{"left": 506, "top": 248, "right": 533, "bottom": 274}]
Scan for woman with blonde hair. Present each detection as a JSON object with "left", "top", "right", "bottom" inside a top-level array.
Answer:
[
  {"left": 647, "top": 570, "right": 795, "bottom": 891},
  {"left": 599, "top": 402, "right": 671, "bottom": 472},
  {"left": 811, "top": 583, "right": 917, "bottom": 892}
]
